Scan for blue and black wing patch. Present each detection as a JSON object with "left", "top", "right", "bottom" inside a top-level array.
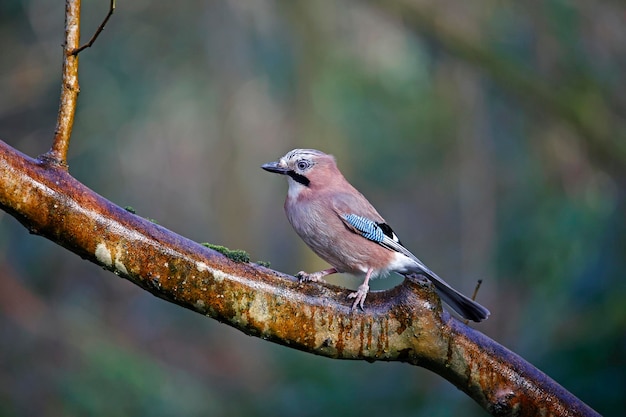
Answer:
[
  {"left": 341, "top": 214, "right": 402, "bottom": 245},
  {"left": 342, "top": 213, "right": 385, "bottom": 242},
  {"left": 340, "top": 213, "right": 433, "bottom": 275},
  {"left": 377, "top": 222, "right": 401, "bottom": 245}
]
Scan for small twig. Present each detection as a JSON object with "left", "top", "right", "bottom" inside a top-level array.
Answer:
[
  {"left": 72, "top": 0, "right": 116, "bottom": 56},
  {"left": 471, "top": 279, "right": 483, "bottom": 301},
  {"left": 464, "top": 279, "right": 483, "bottom": 325},
  {"left": 43, "top": 0, "right": 116, "bottom": 167},
  {"left": 42, "top": 0, "right": 82, "bottom": 168}
]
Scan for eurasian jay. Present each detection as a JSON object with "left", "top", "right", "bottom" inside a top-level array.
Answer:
[{"left": 262, "top": 148, "right": 490, "bottom": 322}]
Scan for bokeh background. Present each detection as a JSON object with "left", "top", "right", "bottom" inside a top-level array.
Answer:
[{"left": 1, "top": 1, "right": 625, "bottom": 416}]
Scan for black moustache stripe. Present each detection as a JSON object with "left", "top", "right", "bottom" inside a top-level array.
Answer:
[{"left": 287, "top": 171, "right": 310, "bottom": 186}]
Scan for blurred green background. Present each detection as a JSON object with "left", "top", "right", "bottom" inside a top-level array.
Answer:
[{"left": 1, "top": 1, "right": 624, "bottom": 416}]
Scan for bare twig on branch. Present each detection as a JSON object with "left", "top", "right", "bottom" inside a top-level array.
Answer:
[
  {"left": 0, "top": 141, "right": 600, "bottom": 417},
  {"left": 72, "top": 0, "right": 116, "bottom": 56},
  {"left": 464, "top": 280, "right": 484, "bottom": 325},
  {"left": 472, "top": 279, "right": 483, "bottom": 301},
  {"left": 42, "top": 0, "right": 116, "bottom": 168},
  {"left": 42, "top": 0, "right": 82, "bottom": 167}
]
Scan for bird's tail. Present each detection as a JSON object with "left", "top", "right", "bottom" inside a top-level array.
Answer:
[
  {"left": 429, "top": 276, "right": 490, "bottom": 322},
  {"left": 406, "top": 269, "right": 490, "bottom": 322}
]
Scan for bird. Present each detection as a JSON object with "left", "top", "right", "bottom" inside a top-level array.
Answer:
[{"left": 262, "top": 148, "right": 490, "bottom": 322}]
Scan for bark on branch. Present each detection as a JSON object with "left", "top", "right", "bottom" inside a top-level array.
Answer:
[{"left": 0, "top": 140, "right": 599, "bottom": 417}]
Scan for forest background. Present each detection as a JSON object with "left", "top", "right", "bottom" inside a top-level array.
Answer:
[{"left": 0, "top": 1, "right": 624, "bottom": 416}]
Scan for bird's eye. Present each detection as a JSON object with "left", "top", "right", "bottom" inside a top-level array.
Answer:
[{"left": 296, "top": 160, "right": 310, "bottom": 171}]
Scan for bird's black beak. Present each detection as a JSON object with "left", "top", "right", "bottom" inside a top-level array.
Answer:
[{"left": 261, "top": 161, "right": 289, "bottom": 175}]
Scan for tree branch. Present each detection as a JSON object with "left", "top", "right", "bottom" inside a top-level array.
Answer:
[
  {"left": 43, "top": 0, "right": 82, "bottom": 167},
  {"left": 0, "top": 140, "right": 599, "bottom": 417},
  {"left": 71, "top": 0, "right": 116, "bottom": 56}
]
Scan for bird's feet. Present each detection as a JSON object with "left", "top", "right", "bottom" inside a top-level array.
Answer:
[
  {"left": 296, "top": 267, "right": 337, "bottom": 283},
  {"left": 296, "top": 270, "right": 326, "bottom": 283},
  {"left": 347, "top": 283, "right": 370, "bottom": 310}
]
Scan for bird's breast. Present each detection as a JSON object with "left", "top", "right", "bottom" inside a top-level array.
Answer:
[{"left": 284, "top": 196, "right": 395, "bottom": 276}]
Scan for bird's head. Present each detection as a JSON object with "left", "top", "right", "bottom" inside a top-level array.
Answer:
[{"left": 262, "top": 149, "right": 339, "bottom": 190}]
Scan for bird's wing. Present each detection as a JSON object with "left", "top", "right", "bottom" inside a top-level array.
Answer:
[
  {"left": 330, "top": 192, "right": 436, "bottom": 273},
  {"left": 338, "top": 213, "right": 417, "bottom": 260},
  {"left": 335, "top": 208, "right": 491, "bottom": 321},
  {"left": 330, "top": 191, "right": 385, "bottom": 223}
]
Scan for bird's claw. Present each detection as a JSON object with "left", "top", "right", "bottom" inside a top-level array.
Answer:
[
  {"left": 347, "top": 284, "right": 369, "bottom": 310},
  {"left": 296, "top": 271, "right": 324, "bottom": 283}
]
